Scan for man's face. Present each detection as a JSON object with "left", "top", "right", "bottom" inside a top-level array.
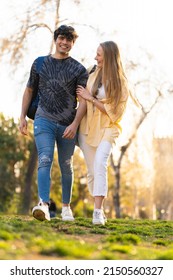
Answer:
[{"left": 55, "top": 35, "right": 74, "bottom": 54}]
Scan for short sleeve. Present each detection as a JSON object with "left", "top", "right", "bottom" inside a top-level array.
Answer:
[
  {"left": 76, "top": 66, "right": 88, "bottom": 88},
  {"left": 26, "top": 59, "right": 38, "bottom": 89}
]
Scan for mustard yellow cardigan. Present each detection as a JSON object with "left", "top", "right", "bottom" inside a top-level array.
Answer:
[{"left": 79, "top": 68, "right": 129, "bottom": 147}]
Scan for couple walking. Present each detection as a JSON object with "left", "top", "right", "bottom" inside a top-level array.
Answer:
[{"left": 19, "top": 25, "right": 129, "bottom": 225}]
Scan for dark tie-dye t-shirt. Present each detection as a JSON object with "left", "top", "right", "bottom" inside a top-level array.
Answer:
[{"left": 27, "top": 55, "right": 88, "bottom": 125}]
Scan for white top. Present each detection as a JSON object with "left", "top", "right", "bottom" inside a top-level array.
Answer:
[{"left": 97, "top": 84, "right": 106, "bottom": 99}]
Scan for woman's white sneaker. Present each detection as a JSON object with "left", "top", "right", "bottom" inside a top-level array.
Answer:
[{"left": 92, "top": 209, "right": 105, "bottom": 225}]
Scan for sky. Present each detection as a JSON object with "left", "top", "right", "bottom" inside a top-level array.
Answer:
[{"left": 0, "top": 0, "right": 173, "bottom": 135}]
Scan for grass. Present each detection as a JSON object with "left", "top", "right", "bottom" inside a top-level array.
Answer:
[{"left": 0, "top": 215, "right": 173, "bottom": 260}]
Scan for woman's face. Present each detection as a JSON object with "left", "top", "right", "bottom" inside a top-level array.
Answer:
[{"left": 95, "top": 45, "right": 104, "bottom": 68}]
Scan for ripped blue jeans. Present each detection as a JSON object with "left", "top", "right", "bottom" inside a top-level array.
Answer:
[{"left": 34, "top": 116, "right": 76, "bottom": 204}]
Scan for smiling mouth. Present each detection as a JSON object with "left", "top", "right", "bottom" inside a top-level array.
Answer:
[{"left": 60, "top": 45, "right": 69, "bottom": 50}]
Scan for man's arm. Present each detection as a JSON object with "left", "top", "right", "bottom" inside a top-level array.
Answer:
[
  {"left": 19, "top": 87, "right": 33, "bottom": 135},
  {"left": 62, "top": 97, "right": 87, "bottom": 139}
]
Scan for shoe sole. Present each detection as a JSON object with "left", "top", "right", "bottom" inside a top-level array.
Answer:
[
  {"left": 62, "top": 217, "right": 75, "bottom": 221},
  {"left": 33, "top": 209, "right": 48, "bottom": 221},
  {"left": 92, "top": 220, "right": 105, "bottom": 225}
]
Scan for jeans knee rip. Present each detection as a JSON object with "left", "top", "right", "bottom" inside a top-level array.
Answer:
[
  {"left": 60, "top": 159, "right": 73, "bottom": 173},
  {"left": 39, "top": 155, "right": 51, "bottom": 167}
]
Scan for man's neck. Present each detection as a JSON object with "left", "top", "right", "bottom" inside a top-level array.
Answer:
[{"left": 52, "top": 52, "right": 69, "bottom": 59}]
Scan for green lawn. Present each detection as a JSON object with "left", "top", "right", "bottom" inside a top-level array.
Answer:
[{"left": 0, "top": 215, "right": 173, "bottom": 260}]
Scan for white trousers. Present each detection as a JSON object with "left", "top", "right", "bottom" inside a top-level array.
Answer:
[{"left": 78, "top": 134, "right": 112, "bottom": 197}]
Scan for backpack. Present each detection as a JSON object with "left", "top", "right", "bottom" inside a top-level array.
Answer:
[{"left": 27, "top": 56, "right": 46, "bottom": 120}]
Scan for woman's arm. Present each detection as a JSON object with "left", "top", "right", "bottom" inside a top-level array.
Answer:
[{"left": 76, "top": 85, "right": 107, "bottom": 114}]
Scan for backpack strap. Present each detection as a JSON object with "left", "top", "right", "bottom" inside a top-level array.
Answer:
[
  {"left": 27, "top": 56, "right": 47, "bottom": 120},
  {"left": 31, "top": 56, "right": 46, "bottom": 98},
  {"left": 88, "top": 64, "right": 97, "bottom": 75},
  {"left": 36, "top": 55, "right": 47, "bottom": 73}
]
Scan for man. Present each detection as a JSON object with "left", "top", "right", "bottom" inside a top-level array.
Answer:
[{"left": 19, "top": 25, "right": 88, "bottom": 222}]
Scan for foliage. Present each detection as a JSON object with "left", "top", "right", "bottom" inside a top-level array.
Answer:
[
  {"left": 0, "top": 114, "right": 28, "bottom": 212},
  {"left": 0, "top": 215, "right": 173, "bottom": 260}
]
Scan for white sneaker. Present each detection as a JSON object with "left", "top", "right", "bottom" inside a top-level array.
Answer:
[
  {"left": 92, "top": 209, "right": 105, "bottom": 225},
  {"left": 32, "top": 203, "right": 50, "bottom": 221},
  {"left": 61, "top": 206, "right": 74, "bottom": 221}
]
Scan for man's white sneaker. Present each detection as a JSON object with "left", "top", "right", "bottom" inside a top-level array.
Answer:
[
  {"left": 32, "top": 203, "right": 50, "bottom": 221},
  {"left": 92, "top": 209, "right": 105, "bottom": 225},
  {"left": 61, "top": 206, "right": 74, "bottom": 221}
]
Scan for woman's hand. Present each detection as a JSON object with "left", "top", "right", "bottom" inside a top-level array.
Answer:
[{"left": 76, "top": 85, "right": 93, "bottom": 102}]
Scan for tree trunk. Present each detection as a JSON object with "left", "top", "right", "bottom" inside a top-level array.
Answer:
[
  {"left": 110, "top": 154, "right": 121, "bottom": 218},
  {"left": 114, "top": 165, "right": 121, "bottom": 218},
  {"left": 21, "top": 141, "right": 37, "bottom": 214},
  {"left": 110, "top": 92, "right": 162, "bottom": 218}
]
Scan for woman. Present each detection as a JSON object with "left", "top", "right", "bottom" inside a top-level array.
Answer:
[{"left": 77, "top": 41, "right": 129, "bottom": 225}]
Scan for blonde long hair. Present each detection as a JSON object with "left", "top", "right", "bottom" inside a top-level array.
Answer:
[{"left": 92, "top": 41, "right": 127, "bottom": 107}]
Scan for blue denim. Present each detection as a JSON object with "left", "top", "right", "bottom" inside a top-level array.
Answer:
[{"left": 34, "top": 116, "right": 77, "bottom": 204}]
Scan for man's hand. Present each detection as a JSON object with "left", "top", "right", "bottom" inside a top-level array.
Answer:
[
  {"left": 62, "top": 121, "right": 78, "bottom": 139},
  {"left": 19, "top": 117, "right": 28, "bottom": 136},
  {"left": 19, "top": 87, "right": 33, "bottom": 136}
]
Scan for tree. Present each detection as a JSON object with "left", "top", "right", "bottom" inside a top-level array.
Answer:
[
  {"left": 0, "top": 0, "right": 61, "bottom": 68},
  {"left": 0, "top": 114, "right": 28, "bottom": 211},
  {"left": 110, "top": 51, "right": 171, "bottom": 218}
]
